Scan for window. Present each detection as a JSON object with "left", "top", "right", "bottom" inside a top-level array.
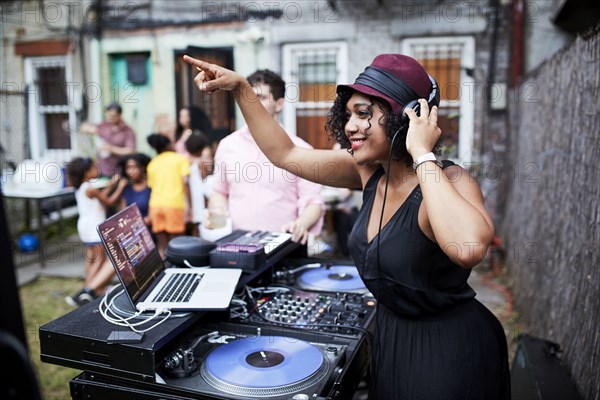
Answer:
[
  {"left": 282, "top": 42, "right": 348, "bottom": 150},
  {"left": 402, "top": 37, "right": 475, "bottom": 164},
  {"left": 25, "top": 56, "right": 76, "bottom": 161}
]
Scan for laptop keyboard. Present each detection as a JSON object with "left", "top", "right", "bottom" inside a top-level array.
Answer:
[{"left": 152, "top": 272, "right": 204, "bottom": 303}]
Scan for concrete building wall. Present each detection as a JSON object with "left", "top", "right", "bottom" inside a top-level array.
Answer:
[{"left": 1, "top": 0, "right": 89, "bottom": 164}]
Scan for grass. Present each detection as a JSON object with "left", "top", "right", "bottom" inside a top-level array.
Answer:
[{"left": 19, "top": 276, "right": 83, "bottom": 400}]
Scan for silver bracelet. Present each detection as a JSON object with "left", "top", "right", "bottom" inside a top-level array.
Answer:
[{"left": 412, "top": 152, "right": 442, "bottom": 171}]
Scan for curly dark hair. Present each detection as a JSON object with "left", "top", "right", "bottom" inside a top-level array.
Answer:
[
  {"left": 117, "top": 153, "right": 151, "bottom": 177},
  {"left": 184, "top": 131, "right": 210, "bottom": 156},
  {"left": 325, "top": 87, "right": 412, "bottom": 167},
  {"left": 66, "top": 157, "right": 94, "bottom": 189},
  {"left": 147, "top": 133, "right": 171, "bottom": 154}
]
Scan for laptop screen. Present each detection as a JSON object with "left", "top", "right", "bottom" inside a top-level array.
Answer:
[{"left": 97, "top": 204, "right": 163, "bottom": 303}]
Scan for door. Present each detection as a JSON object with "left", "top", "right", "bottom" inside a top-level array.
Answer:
[
  {"left": 174, "top": 47, "right": 235, "bottom": 144},
  {"left": 25, "top": 56, "right": 77, "bottom": 162}
]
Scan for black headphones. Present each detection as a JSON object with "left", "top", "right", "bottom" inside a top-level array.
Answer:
[
  {"left": 399, "top": 75, "right": 440, "bottom": 126},
  {"left": 354, "top": 66, "right": 440, "bottom": 128}
]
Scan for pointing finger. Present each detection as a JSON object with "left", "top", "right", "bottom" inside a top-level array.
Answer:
[
  {"left": 183, "top": 55, "right": 218, "bottom": 78},
  {"left": 183, "top": 55, "right": 208, "bottom": 69}
]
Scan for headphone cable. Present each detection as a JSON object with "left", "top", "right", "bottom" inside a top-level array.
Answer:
[{"left": 373, "top": 127, "right": 401, "bottom": 391}]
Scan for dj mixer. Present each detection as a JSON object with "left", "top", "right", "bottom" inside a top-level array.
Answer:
[{"left": 247, "top": 288, "right": 376, "bottom": 336}]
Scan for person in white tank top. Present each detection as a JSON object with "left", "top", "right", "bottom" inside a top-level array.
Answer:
[
  {"left": 184, "top": 131, "right": 214, "bottom": 237},
  {"left": 65, "top": 157, "right": 127, "bottom": 307}
]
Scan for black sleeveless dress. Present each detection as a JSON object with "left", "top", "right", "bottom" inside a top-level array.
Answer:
[{"left": 348, "top": 165, "right": 510, "bottom": 400}]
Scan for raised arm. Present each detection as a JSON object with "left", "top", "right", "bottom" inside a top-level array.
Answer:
[
  {"left": 87, "top": 176, "right": 127, "bottom": 207},
  {"left": 406, "top": 100, "right": 495, "bottom": 268},
  {"left": 182, "top": 56, "right": 361, "bottom": 189}
]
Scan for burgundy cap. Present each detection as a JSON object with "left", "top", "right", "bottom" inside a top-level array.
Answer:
[{"left": 338, "top": 54, "right": 432, "bottom": 115}]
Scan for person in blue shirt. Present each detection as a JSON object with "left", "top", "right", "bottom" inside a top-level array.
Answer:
[{"left": 118, "top": 153, "right": 152, "bottom": 226}]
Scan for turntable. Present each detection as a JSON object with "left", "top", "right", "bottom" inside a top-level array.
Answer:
[
  {"left": 297, "top": 264, "right": 367, "bottom": 293},
  {"left": 163, "top": 321, "right": 371, "bottom": 399},
  {"left": 276, "top": 262, "right": 369, "bottom": 294},
  {"left": 170, "top": 333, "right": 343, "bottom": 399},
  {"left": 70, "top": 322, "right": 369, "bottom": 399}
]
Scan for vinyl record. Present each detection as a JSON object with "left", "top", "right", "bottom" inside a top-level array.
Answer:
[
  {"left": 202, "top": 336, "right": 324, "bottom": 392},
  {"left": 297, "top": 265, "right": 366, "bottom": 292}
]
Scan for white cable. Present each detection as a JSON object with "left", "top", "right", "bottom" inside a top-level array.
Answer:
[
  {"left": 247, "top": 286, "right": 290, "bottom": 294},
  {"left": 98, "top": 286, "right": 173, "bottom": 333},
  {"left": 183, "top": 259, "right": 210, "bottom": 269}
]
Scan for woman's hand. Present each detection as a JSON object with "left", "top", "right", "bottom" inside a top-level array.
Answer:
[
  {"left": 404, "top": 99, "right": 442, "bottom": 159},
  {"left": 117, "top": 177, "right": 128, "bottom": 190},
  {"left": 109, "top": 174, "right": 121, "bottom": 187},
  {"left": 281, "top": 219, "right": 310, "bottom": 245},
  {"left": 182, "top": 55, "right": 247, "bottom": 94}
]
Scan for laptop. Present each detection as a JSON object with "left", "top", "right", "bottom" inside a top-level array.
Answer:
[{"left": 97, "top": 203, "right": 242, "bottom": 312}]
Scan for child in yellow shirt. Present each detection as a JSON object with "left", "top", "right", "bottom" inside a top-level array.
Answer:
[{"left": 146, "top": 133, "right": 191, "bottom": 258}]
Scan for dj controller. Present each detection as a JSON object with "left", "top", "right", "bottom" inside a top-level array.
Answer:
[
  {"left": 146, "top": 261, "right": 375, "bottom": 399},
  {"left": 43, "top": 246, "right": 376, "bottom": 400}
]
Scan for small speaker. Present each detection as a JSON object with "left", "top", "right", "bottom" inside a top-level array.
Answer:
[{"left": 511, "top": 333, "right": 581, "bottom": 400}]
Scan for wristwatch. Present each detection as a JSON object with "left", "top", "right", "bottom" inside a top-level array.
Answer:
[{"left": 412, "top": 152, "right": 443, "bottom": 171}]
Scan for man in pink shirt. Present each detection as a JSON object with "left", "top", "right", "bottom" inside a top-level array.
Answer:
[
  {"left": 81, "top": 102, "right": 136, "bottom": 177},
  {"left": 210, "top": 69, "right": 324, "bottom": 244}
]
